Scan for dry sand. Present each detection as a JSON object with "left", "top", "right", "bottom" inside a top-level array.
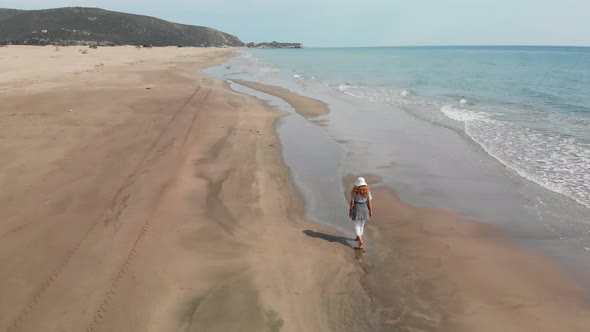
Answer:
[
  {"left": 241, "top": 81, "right": 590, "bottom": 332},
  {"left": 0, "top": 46, "right": 371, "bottom": 332}
]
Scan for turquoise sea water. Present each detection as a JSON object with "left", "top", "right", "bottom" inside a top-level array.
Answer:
[
  {"left": 247, "top": 46, "right": 590, "bottom": 208},
  {"left": 205, "top": 46, "right": 590, "bottom": 286}
]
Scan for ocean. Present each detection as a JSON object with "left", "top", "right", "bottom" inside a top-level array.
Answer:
[{"left": 204, "top": 46, "right": 590, "bottom": 286}]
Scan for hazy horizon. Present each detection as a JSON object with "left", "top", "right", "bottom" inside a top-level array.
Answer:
[{"left": 1, "top": 0, "right": 589, "bottom": 47}]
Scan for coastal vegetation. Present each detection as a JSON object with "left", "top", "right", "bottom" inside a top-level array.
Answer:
[{"left": 0, "top": 7, "right": 244, "bottom": 47}]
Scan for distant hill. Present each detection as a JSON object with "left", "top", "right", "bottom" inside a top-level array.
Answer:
[
  {"left": 0, "top": 8, "right": 23, "bottom": 21},
  {"left": 0, "top": 7, "right": 244, "bottom": 47},
  {"left": 246, "top": 41, "right": 303, "bottom": 49}
]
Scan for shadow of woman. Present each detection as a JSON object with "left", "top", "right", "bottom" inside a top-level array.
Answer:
[{"left": 302, "top": 230, "right": 354, "bottom": 249}]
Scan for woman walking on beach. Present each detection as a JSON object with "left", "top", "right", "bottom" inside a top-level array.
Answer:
[{"left": 349, "top": 177, "right": 373, "bottom": 249}]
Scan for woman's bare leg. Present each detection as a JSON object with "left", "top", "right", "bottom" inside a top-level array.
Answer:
[{"left": 358, "top": 220, "right": 366, "bottom": 248}]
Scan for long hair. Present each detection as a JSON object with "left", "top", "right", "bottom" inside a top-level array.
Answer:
[{"left": 351, "top": 185, "right": 370, "bottom": 197}]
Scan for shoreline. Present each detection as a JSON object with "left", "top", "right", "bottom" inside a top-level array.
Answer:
[
  {"left": 2, "top": 45, "right": 589, "bottom": 331},
  {"left": 233, "top": 79, "right": 330, "bottom": 117},
  {"left": 0, "top": 46, "right": 369, "bottom": 331},
  {"left": 233, "top": 78, "right": 590, "bottom": 331},
  {"left": 215, "top": 52, "right": 590, "bottom": 293}
]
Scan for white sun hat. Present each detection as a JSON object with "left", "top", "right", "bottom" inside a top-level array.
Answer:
[{"left": 354, "top": 177, "right": 367, "bottom": 187}]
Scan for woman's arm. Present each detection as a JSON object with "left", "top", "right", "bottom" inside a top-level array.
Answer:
[
  {"left": 368, "top": 199, "right": 373, "bottom": 218},
  {"left": 349, "top": 198, "right": 355, "bottom": 218}
]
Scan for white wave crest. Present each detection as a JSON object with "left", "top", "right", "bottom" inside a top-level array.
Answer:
[
  {"left": 440, "top": 105, "right": 489, "bottom": 122},
  {"left": 338, "top": 83, "right": 352, "bottom": 92},
  {"left": 259, "top": 67, "right": 280, "bottom": 74},
  {"left": 439, "top": 105, "right": 590, "bottom": 208}
]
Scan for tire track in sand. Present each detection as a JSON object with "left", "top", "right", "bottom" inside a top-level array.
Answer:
[
  {"left": 7, "top": 87, "right": 204, "bottom": 332},
  {"left": 86, "top": 89, "right": 211, "bottom": 332}
]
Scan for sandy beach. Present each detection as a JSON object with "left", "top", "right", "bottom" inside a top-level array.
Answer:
[
  {"left": 0, "top": 46, "right": 370, "bottom": 332},
  {"left": 239, "top": 80, "right": 590, "bottom": 331},
  {"left": 1, "top": 45, "right": 590, "bottom": 332}
]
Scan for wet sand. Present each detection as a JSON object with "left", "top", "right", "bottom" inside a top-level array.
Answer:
[
  {"left": 233, "top": 79, "right": 330, "bottom": 117},
  {"left": 0, "top": 47, "right": 370, "bottom": 331},
  {"left": 240, "top": 79, "right": 590, "bottom": 331}
]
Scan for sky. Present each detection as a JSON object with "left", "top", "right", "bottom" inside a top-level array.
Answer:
[{"left": 1, "top": 0, "right": 589, "bottom": 47}]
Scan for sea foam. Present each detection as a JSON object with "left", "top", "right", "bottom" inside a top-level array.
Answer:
[
  {"left": 441, "top": 105, "right": 590, "bottom": 208},
  {"left": 259, "top": 67, "right": 280, "bottom": 74}
]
